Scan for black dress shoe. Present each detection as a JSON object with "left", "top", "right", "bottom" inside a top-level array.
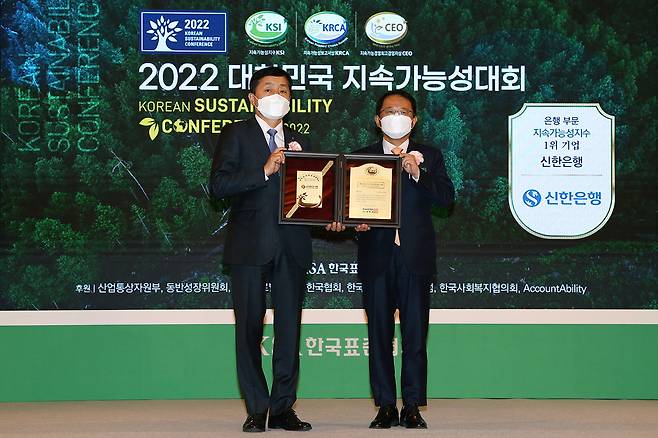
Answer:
[
  {"left": 369, "top": 405, "right": 400, "bottom": 429},
  {"left": 268, "top": 408, "right": 312, "bottom": 431},
  {"left": 242, "top": 413, "right": 266, "bottom": 432},
  {"left": 400, "top": 404, "right": 427, "bottom": 429}
]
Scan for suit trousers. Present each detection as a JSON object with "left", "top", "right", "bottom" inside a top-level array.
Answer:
[
  {"left": 229, "top": 244, "right": 306, "bottom": 416},
  {"left": 362, "top": 245, "right": 431, "bottom": 407}
]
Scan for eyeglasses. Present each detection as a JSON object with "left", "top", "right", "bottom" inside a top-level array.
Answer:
[{"left": 379, "top": 108, "right": 414, "bottom": 117}]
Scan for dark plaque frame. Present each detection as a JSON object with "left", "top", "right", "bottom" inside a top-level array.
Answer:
[
  {"left": 279, "top": 152, "right": 402, "bottom": 227},
  {"left": 340, "top": 154, "right": 402, "bottom": 228},
  {"left": 279, "top": 152, "right": 341, "bottom": 225}
]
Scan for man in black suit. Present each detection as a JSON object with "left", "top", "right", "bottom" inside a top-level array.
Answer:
[
  {"left": 209, "top": 66, "right": 312, "bottom": 433},
  {"left": 354, "top": 90, "right": 454, "bottom": 429}
]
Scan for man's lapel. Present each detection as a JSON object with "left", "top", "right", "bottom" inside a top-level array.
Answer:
[
  {"left": 246, "top": 117, "right": 272, "bottom": 158},
  {"left": 369, "top": 141, "right": 383, "bottom": 154},
  {"left": 406, "top": 139, "right": 418, "bottom": 153},
  {"left": 283, "top": 125, "right": 292, "bottom": 149}
]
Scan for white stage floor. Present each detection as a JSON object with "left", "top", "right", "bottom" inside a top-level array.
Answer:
[{"left": 1, "top": 399, "right": 657, "bottom": 437}]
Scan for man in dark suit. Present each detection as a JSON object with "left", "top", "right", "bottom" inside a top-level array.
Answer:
[
  {"left": 209, "top": 66, "right": 312, "bottom": 433},
  {"left": 354, "top": 90, "right": 454, "bottom": 429}
]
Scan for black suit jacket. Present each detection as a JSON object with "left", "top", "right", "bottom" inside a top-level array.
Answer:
[
  {"left": 209, "top": 117, "right": 312, "bottom": 268},
  {"left": 355, "top": 141, "right": 454, "bottom": 276}
]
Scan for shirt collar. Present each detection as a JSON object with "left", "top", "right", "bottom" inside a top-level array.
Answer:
[
  {"left": 382, "top": 138, "right": 410, "bottom": 154},
  {"left": 255, "top": 114, "right": 283, "bottom": 138}
]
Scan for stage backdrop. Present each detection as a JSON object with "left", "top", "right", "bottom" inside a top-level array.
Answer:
[{"left": 1, "top": 0, "right": 657, "bottom": 402}]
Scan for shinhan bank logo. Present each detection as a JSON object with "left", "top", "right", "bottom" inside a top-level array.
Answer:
[{"left": 523, "top": 189, "right": 542, "bottom": 207}]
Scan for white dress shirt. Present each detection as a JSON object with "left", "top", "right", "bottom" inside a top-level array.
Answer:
[
  {"left": 383, "top": 138, "right": 409, "bottom": 155},
  {"left": 255, "top": 114, "right": 285, "bottom": 150},
  {"left": 383, "top": 138, "right": 419, "bottom": 182},
  {"left": 256, "top": 115, "right": 284, "bottom": 180}
]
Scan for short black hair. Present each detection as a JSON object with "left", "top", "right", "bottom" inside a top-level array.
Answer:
[
  {"left": 249, "top": 66, "right": 292, "bottom": 94},
  {"left": 375, "top": 90, "right": 417, "bottom": 115}
]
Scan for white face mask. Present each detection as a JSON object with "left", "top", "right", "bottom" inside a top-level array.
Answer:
[
  {"left": 255, "top": 93, "right": 290, "bottom": 120},
  {"left": 380, "top": 114, "right": 412, "bottom": 139}
]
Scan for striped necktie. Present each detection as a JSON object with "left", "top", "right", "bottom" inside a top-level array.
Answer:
[{"left": 391, "top": 147, "right": 402, "bottom": 246}]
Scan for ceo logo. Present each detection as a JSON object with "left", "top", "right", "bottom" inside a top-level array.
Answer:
[
  {"left": 365, "top": 12, "right": 407, "bottom": 45},
  {"left": 523, "top": 189, "right": 542, "bottom": 207},
  {"left": 245, "top": 11, "right": 288, "bottom": 46},
  {"left": 304, "top": 11, "right": 348, "bottom": 46}
]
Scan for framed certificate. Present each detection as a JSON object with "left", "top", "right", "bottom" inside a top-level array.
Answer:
[
  {"left": 279, "top": 152, "right": 340, "bottom": 225},
  {"left": 341, "top": 154, "right": 401, "bottom": 228}
]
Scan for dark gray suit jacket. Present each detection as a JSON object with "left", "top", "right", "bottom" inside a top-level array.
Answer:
[
  {"left": 355, "top": 140, "right": 454, "bottom": 276},
  {"left": 209, "top": 117, "right": 312, "bottom": 268}
]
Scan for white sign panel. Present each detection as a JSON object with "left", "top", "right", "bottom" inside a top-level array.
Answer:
[{"left": 508, "top": 103, "right": 615, "bottom": 239}]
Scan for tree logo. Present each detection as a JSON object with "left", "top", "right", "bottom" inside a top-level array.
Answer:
[
  {"left": 145, "top": 15, "right": 182, "bottom": 52},
  {"left": 140, "top": 11, "right": 229, "bottom": 54}
]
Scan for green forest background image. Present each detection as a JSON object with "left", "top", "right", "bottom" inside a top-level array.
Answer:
[{"left": 1, "top": 0, "right": 656, "bottom": 310}]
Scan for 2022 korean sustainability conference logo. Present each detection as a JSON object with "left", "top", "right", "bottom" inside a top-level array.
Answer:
[{"left": 140, "top": 10, "right": 228, "bottom": 54}]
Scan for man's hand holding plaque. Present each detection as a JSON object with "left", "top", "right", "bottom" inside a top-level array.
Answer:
[
  {"left": 400, "top": 152, "right": 421, "bottom": 179},
  {"left": 264, "top": 147, "right": 286, "bottom": 177}
]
